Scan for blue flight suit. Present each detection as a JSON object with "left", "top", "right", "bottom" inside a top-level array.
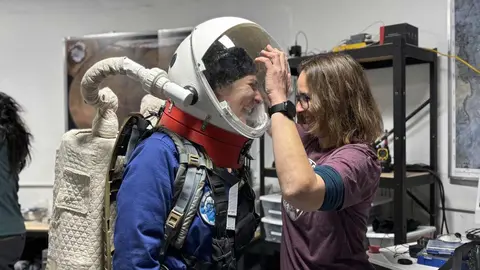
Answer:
[{"left": 113, "top": 132, "right": 215, "bottom": 270}]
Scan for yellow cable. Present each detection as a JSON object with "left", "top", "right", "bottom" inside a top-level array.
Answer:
[{"left": 425, "top": 48, "right": 480, "bottom": 74}]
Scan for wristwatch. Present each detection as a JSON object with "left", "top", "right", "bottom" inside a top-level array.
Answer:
[{"left": 268, "top": 100, "right": 296, "bottom": 120}]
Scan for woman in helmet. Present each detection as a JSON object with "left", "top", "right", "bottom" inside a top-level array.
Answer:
[
  {"left": 113, "top": 41, "right": 263, "bottom": 270},
  {"left": 257, "top": 45, "right": 383, "bottom": 270},
  {"left": 0, "top": 92, "right": 32, "bottom": 269}
]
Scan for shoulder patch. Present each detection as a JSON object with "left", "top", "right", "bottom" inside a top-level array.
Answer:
[{"left": 198, "top": 190, "right": 216, "bottom": 226}]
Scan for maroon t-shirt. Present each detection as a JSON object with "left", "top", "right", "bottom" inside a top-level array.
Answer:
[{"left": 280, "top": 125, "right": 381, "bottom": 270}]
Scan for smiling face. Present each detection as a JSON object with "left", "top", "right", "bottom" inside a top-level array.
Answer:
[
  {"left": 297, "top": 53, "right": 384, "bottom": 148},
  {"left": 216, "top": 75, "right": 264, "bottom": 124}
]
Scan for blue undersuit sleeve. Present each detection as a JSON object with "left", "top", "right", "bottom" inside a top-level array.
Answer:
[{"left": 113, "top": 136, "right": 178, "bottom": 270}]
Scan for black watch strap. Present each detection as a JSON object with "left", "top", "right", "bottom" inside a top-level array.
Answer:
[{"left": 268, "top": 101, "right": 296, "bottom": 120}]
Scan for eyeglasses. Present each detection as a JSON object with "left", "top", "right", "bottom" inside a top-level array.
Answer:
[{"left": 296, "top": 93, "right": 311, "bottom": 110}]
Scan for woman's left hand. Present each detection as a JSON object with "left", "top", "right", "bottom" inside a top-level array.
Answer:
[{"left": 255, "top": 45, "right": 291, "bottom": 105}]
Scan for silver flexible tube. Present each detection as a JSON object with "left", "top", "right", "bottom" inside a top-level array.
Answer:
[{"left": 80, "top": 57, "right": 193, "bottom": 108}]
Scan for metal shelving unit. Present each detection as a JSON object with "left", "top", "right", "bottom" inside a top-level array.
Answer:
[{"left": 259, "top": 36, "right": 438, "bottom": 245}]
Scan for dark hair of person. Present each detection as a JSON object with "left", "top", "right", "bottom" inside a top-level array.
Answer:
[
  {"left": 203, "top": 42, "right": 256, "bottom": 91},
  {"left": 0, "top": 92, "right": 33, "bottom": 174}
]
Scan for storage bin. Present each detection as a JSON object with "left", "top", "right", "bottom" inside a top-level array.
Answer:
[
  {"left": 417, "top": 252, "right": 469, "bottom": 269},
  {"left": 366, "top": 225, "right": 436, "bottom": 248},
  {"left": 259, "top": 193, "right": 282, "bottom": 219},
  {"left": 261, "top": 216, "right": 282, "bottom": 244}
]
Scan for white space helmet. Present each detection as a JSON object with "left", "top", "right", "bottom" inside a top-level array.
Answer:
[{"left": 168, "top": 17, "right": 285, "bottom": 139}]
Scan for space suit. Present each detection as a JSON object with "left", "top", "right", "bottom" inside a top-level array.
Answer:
[
  {"left": 48, "top": 16, "right": 285, "bottom": 270},
  {"left": 112, "top": 17, "right": 284, "bottom": 270}
]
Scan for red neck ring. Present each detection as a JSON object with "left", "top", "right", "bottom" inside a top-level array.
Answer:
[{"left": 158, "top": 100, "right": 250, "bottom": 169}]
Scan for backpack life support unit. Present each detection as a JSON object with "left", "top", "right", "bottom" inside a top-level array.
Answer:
[{"left": 103, "top": 107, "right": 260, "bottom": 270}]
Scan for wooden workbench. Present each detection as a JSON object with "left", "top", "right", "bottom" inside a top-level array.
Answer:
[{"left": 24, "top": 221, "right": 49, "bottom": 233}]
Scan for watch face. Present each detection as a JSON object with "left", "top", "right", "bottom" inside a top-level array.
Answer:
[{"left": 286, "top": 101, "right": 296, "bottom": 118}]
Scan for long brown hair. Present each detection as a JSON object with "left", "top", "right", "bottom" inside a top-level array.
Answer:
[{"left": 299, "top": 53, "right": 383, "bottom": 148}]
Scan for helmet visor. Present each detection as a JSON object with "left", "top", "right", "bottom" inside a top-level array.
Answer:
[{"left": 194, "top": 23, "right": 285, "bottom": 137}]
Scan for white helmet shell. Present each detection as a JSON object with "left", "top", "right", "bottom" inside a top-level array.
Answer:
[{"left": 168, "top": 17, "right": 285, "bottom": 139}]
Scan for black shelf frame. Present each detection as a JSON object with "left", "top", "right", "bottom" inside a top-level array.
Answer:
[{"left": 258, "top": 36, "right": 438, "bottom": 245}]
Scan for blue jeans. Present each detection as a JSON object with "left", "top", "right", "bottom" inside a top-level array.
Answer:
[{"left": 0, "top": 234, "right": 25, "bottom": 270}]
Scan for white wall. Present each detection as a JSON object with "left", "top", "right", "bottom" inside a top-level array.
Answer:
[{"left": 1, "top": 0, "right": 476, "bottom": 233}]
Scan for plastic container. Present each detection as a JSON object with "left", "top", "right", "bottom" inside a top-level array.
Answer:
[
  {"left": 261, "top": 216, "right": 283, "bottom": 243},
  {"left": 425, "top": 239, "right": 462, "bottom": 255},
  {"left": 417, "top": 252, "right": 469, "bottom": 270},
  {"left": 366, "top": 225, "right": 436, "bottom": 248},
  {"left": 259, "top": 193, "right": 282, "bottom": 219}
]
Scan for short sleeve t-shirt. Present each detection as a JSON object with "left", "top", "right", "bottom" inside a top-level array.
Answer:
[{"left": 280, "top": 125, "right": 381, "bottom": 270}]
